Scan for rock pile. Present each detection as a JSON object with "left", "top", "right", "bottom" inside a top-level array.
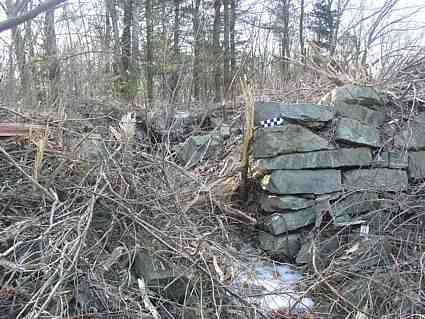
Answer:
[{"left": 253, "top": 85, "right": 420, "bottom": 261}]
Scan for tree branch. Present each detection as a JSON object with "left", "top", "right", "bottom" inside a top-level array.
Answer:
[{"left": 0, "top": 0, "right": 66, "bottom": 33}]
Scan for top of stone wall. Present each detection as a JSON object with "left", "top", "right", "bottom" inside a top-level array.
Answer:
[{"left": 332, "top": 85, "right": 384, "bottom": 110}]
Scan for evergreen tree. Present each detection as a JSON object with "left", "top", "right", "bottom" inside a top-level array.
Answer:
[{"left": 308, "top": 0, "right": 337, "bottom": 51}]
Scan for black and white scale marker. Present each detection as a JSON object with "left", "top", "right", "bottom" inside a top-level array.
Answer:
[{"left": 260, "top": 117, "right": 284, "bottom": 128}]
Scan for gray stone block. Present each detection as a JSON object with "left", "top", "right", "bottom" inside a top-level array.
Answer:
[
  {"left": 176, "top": 134, "right": 222, "bottom": 165},
  {"left": 254, "top": 102, "right": 286, "bottom": 126},
  {"left": 296, "top": 237, "right": 339, "bottom": 266},
  {"left": 342, "top": 169, "right": 408, "bottom": 192},
  {"left": 280, "top": 103, "right": 335, "bottom": 127},
  {"left": 334, "top": 85, "right": 383, "bottom": 110},
  {"left": 260, "top": 195, "right": 315, "bottom": 212},
  {"left": 388, "top": 152, "right": 408, "bottom": 169},
  {"left": 254, "top": 102, "right": 335, "bottom": 127},
  {"left": 260, "top": 208, "right": 316, "bottom": 235},
  {"left": 370, "top": 151, "right": 408, "bottom": 169},
  {"left": 408, "top": 151, "right": 425, "bottom": 179},
  {"left": 394, "top": 122, "right": 425, "bottom": 151},
  {"left": 330, "top": 191, "right": 382, "bottom": 223},
  {"left": 257, "top": 231, "right": 302, "bottom": 257},
  {"left": 335, "top": 118, "right": 380, "bottom": 147},
  {"left": 262, "top": 169, "right": 342, "bottom": 195},
  {"left": 253, "top": 125, "right": 334, "bottom": 159},
  {"left": 335, "top": 102, "right": 385, "bottom": 127},
  {"left": 258, "top": 147, "right": 372, "bottom": 170}
]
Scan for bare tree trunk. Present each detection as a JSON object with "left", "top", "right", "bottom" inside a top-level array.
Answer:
[
  {"left": 6, "top": 40, "right": 17, "bottom": 108},
  {"left": 230, "top": 0, "right": 236, "bottom": 80},
  {"left": 160, "top": 1, "right": 167, "bottom": 100},
  {"left": 104, "top": 0, "right": 120, "bottom": 75},
  {"left": 131, "top": 1, "right": 141, "bottom": 104},
  {"left": 23, "top": 1, "right": 35, "bottom": 106},
  {"left": 121, "top": 0, "right": 133, "bottom": 99},
  {"left": 104, "top": 3, "right": 112, "bottom": 73},
  {"left": 6, "top": 0, "right": 28, "bottom": 102},
  {"left": 192, "top": 0, "right": 201, "bottom": 100},
  {"left": 299, "top": 0, "right": 305, "bottom": 64},
  {"left": 331, "top": 0, "right": 350, "bottom": 55},
  {"left": 223, "top": 0, "right": 231, "bottom": 100},
  {"left": 213, "top": 0, "right": 221, "bottom": 103},
  {"left": 170, "top": 0, "right": 180, "bottom": 103},
  {"left": 44, "top": 6, "right": 60, "bottom": 105},
  {"left": 281, "top": 0, "right": 290, "bottom": 80},
  {"left": 145, "top": 0, "right": 154, "bottom": 105}
]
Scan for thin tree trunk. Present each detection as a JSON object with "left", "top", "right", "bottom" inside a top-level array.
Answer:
[
  {"left": 104, "top": 4, "right": 111, "bottom": 73},
  {"left": 6, "top": 27, "right": 17, "bottom": 108},
  {"left": 121, "top": 0, "right": 133, "bottom": 99},
  {"left": 192, "top": 0, "right": 202, "bottom": 100},
  {"left": 145, "top": 0, "right": 154, "bottom": 105},
  {"left": 6, "top": 0, "right": 27, "bottom": 99},
  {"left": 170, "top": 0, "right": 180, "bottom": 103},
  {"left": 281, "top": 0, "right": 290, "bottom": 80},
  {"left": 213, "top": 0, "right": 221, "bottom": 103},
  {"left": 160, "top": 1, "right": 167, "bottom": 100},
  {"left": 332, "top": 0, "right": 350, "bottom": 55},
  {"left": 23, "top": 2, "right": 35, "bottom": 106},
  {"left": 104, "top": 0, "right": 120, "bottom": 75},
  {"left": 44, "top": 6, "right": 60, "bottom": 104},
  {"left": 299, "top": 0, "right": 305, "bottom": 64},
  {"left": 230, "top": 0, "right": 236, "bottom": 80},
  {"left": 223, "top": 0, "right": 230, "bottom": 100},
  {"left": 131, "top": 1, "right": 141, "bottom": 104}
]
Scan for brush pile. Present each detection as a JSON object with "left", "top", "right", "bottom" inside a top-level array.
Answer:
[{"left": 0, "top": 106, "right": 249, "bottom": 319}]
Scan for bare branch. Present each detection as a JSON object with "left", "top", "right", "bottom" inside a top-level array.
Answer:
[{"left": 0, "top": 0, "right": 66, "bottom": 33}]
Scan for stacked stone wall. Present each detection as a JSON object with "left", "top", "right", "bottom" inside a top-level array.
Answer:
[{"left": 253, "top": 85, "right": 425, "bottom": 262}]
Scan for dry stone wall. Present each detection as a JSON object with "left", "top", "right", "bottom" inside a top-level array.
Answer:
[{"left": 253, "top": 84, "right": 425, "bottom": 262}]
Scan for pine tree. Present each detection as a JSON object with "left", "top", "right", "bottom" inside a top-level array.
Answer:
[{"left": 309, "top": 0, "right": 337, "bottom": 51}]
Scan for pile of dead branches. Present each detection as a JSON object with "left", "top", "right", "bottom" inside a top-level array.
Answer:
[
  {"left": 0, "top": 113, "right": 245, "bottom": 319},
  {"left": 302, "top": 189, "right": 425, "bottom": 318}
]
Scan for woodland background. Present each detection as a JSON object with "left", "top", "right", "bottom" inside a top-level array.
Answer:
[{"left": 1, "top": 0, "right": 424, "bottom": 112}]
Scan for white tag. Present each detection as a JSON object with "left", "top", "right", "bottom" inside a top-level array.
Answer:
[{"left": 360, "top": 224, "right": 369, "bottom": 239}]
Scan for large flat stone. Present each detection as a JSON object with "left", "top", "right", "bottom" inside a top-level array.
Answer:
[
  {"left": 296, "top": 237, "right": 339, "bottom": 267},
  {"left": 388, "top": 152, "right": 408, "bottom": 169},
  {"left": 279, "top": 103, "right": 335, "bottom": 127},
  {"left": 262, "top": 169, "right": 342, "bottom": 195},
  {"left": 370, "top": 151, "right": 408, "bottom": 169},
  {"left": 258, "top": 147, "right": 372, "bottom": 170},
  {"left": 132, "top": 252, "right": 192, "bottom": 303},
  {"left": 253, "top": 125, "right": 334, "bottom": 159},
  {"left": 335, "top": 118, "right": 379, "bottom": 147},
  {"left": 257, "top": 231, "right": 302, "bottom": 257},
  {"left": 330, "top": 191, "right": 382, "bottom": 224},
  {"left": 394, "top": 122, "right": 425, "bottom": 150},
  {"left": 408, "top": 151, "right": 425, "bottom": 179},
  {"left": 260, "top": 208, "right": 316, "bottom": 235},
  {"left": 260, "top": 195, "right": 315, "bottom": 212},
  {"left": 177, "top": 134, "right": 222, "bottom": 165},
  {"left": 254, "top": 102, "right": 286, "bottom": 126},
  {"left": 342, "top": 169, "right": 408, "bottom": 192},
  {"left": 333, "top": 85, "right": 383, "bottom": 110},
  {"left": 254, "top": 102, "right": 335, "bottom": 126},
  {"left": 335, "top": 102, "right": 385, "bottom": 127}
]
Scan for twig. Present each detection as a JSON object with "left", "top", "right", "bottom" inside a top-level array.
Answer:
[
  {"left": 138, "top": 277, "right": 162, "bottom": 319},
  {"left": 0, "top": 144, "right": 56, "bottom": 201}
]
